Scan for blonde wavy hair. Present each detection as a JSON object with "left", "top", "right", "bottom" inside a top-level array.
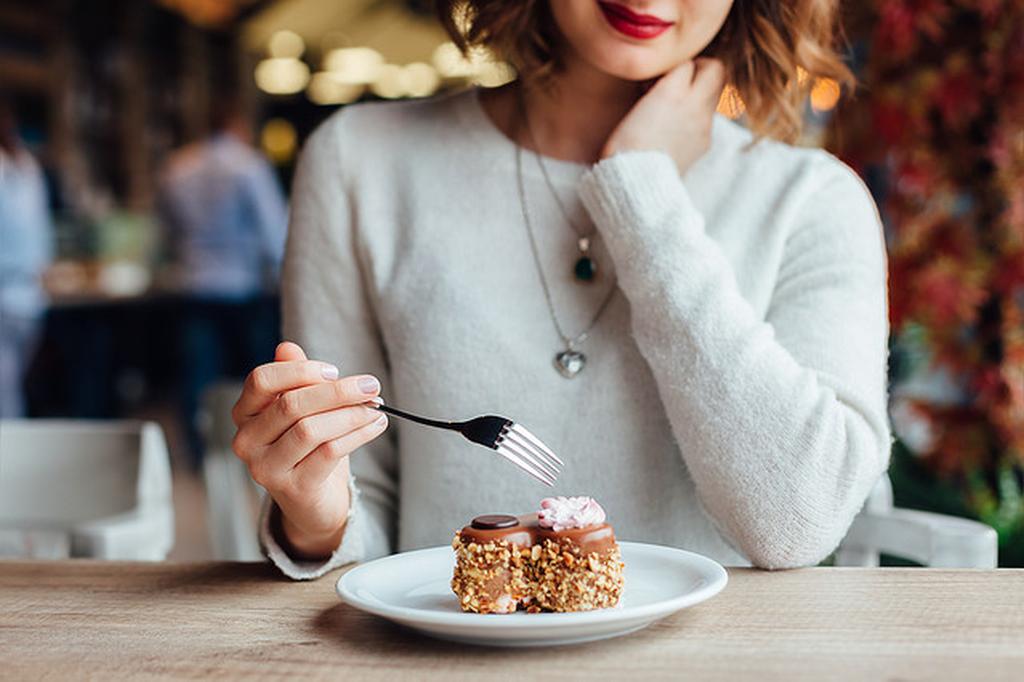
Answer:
[{"left": 435, "top": 0, "right": 855, "bottom": 144}]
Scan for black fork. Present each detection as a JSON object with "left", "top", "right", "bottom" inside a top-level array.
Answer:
[{"left": 369, "top": 400, "right": 563, "bottom": 486}]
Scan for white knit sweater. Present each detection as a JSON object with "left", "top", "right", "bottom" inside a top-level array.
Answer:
[{"left": 260, "top": 87, "right": 892, "bottom": 579}]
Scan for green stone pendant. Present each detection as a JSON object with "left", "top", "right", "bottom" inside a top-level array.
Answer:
[
  {"left": 574, "top": 236, "right": 596, "bottom": 282},
  {"left": 574, "top": 256, "right": 596, "bottom": 282}
]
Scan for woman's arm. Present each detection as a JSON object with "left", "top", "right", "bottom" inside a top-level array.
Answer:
[
  {"left": 259, "top": 113, "right": 399, "bottom": 579},
  {"left": 578, "top": 150, "right": 891, "bottom": 569}
]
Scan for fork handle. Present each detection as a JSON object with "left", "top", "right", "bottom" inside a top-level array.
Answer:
[{"left": 370, "top": 402, "right": 462, "bottom": 432}]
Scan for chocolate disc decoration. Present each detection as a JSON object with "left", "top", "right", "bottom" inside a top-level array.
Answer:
[{"left": 471, "top": 514, "right": 519, "bottom": 530}]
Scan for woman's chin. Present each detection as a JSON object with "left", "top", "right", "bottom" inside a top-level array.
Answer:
[
  {"left": 601, "top": 65, "right": 673, "bottom": 83},
  {"left": 587, "top": 54, "right": 678, "bottom": 82}
]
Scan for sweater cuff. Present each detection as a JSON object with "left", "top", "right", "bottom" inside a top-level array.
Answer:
[
  {"left": 578, "top": 150, "right": 703, "bottom": 252},
  {"left": 259, "top": 474, "right": 366, "bottom": 580}
]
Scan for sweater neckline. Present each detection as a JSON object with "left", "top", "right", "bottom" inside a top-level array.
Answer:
[{"left": 456, "top": 87, "right": 589, "bottom": 185}]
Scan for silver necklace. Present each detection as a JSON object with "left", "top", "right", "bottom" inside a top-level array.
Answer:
[
  {"left": 518, "top": 92, "right": 599, "bottom": 283},
  {"left": 515, "top": 142, "right": 617, "bottom": 378}
]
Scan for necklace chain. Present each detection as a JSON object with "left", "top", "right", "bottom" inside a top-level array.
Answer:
[
  {"left": 515, "top": 142, "right": 617, "bottom": 350},
  {"left": 519, "top": 98, "right": 595, "bottom": 245}
]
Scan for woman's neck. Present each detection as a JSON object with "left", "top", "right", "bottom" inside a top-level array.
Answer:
[{"left": 481, "top": 51, "right": 646, "bottom": 165}]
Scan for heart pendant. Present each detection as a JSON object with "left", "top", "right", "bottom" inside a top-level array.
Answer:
[{"left": 555, "top": 349, "right": 586, "bottom": 378}]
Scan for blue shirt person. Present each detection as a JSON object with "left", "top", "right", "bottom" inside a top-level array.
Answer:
[
  {"left": 156, "top": 102, "right": 288, "bottom": 465},
  {"left": 157, "top": 130, "right": 287, "bottom": 299},
  {"left": 0, "top": 100, "right": 54, "bottom": 417}
]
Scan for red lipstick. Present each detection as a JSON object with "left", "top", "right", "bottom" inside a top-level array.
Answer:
[{"left": 598, "top": 2, "right": 674, "bottom": 40}]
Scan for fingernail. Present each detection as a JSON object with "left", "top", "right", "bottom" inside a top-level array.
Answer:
[
  {"left": 320, "top": 364, "right": 339, "bottom": 380},
  {"left": 374, "top": 413, "right": 388, "bottom": 426},
  {"left": 358, "top": 376, "right": 380, "bottom": 394}
]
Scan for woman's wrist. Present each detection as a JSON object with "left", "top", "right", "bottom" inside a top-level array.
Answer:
[{"left": 274, "top": 506, "right": 348, "bottom": 561}]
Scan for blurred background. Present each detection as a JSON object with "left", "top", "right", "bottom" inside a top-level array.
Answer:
[{"left": 0, "top": 0, "right": 1021, "bottom": 565}]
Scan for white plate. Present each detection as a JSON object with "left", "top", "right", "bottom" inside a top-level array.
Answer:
[{"left": 336, "top": 541, "right": 728, "bottom": 647}]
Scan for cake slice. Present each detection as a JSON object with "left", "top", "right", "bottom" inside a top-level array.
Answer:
[
  {"left": 532, "top": 497, "right": 624, "bottom": 612},
  {"left": 450, "top": 514, "right": 535, "bottom": 614},
  {"left": 451, "top": 497, "right": 624, "bottom": 614}
]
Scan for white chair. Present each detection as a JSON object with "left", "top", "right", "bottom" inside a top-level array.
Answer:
[
  {"left": 199, "top": 382, "right": 263, "bottom": 561},
  {"left": 836, "top": 475, "right": 998, "bottom": 568},
  {"left": 0, "top": 419, "right": 174, "bottom": 560}
]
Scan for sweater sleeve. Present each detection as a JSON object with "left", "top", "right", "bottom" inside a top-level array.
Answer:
[
  {"left": 577, "top": 150, "right": 892, "bottom": 569},
  {"left": 260, "top": 112, "right": 399, "bottom": 579}
]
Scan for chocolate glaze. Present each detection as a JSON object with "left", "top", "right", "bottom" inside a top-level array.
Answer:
[{"left": 459, "top": 513, "right": 617, "bottom": 555}]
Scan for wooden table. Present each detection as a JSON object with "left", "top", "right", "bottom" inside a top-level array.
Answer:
[{"left": 2, "top": 562, "right": 1022, "bottom": 680}]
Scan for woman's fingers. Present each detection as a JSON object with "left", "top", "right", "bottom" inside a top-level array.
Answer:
[
  {"left": 693, "top": 57, "right": 726, "bottom": 104},
  {"left": 252, "top": 403, "right": 383, "bottom": 483},
  {"left": 664, "top": 59, "right": 695, "bottom": 85},
  {"left": 291, "top": 413, "right": 389, "bottom": 489},
  {"left": 656, "top": 58, "right": 722, "bottom": 103},
  {"left": 228, "top": 340, "right": 386, "bottom": 554},
  {"left": 647, "top": 60, "right": 695, "bottom": 103},
  {"left": 243, "top": 373, "right": 382, "bottom": 446},
  {"left": 232, "top": 358, "right": 340, "bottom": 424}
]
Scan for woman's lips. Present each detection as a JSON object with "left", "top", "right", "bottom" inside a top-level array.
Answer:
[{"left": 598, "top": 2, "right": 674, "bottom": 40}]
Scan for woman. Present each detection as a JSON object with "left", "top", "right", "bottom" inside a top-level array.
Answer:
[{"left": 232, "top": 0, "right": 891, "bottom": 579}]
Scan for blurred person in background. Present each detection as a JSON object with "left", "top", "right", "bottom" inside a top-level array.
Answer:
[
  {"left": 157, "top": 96, "right": 287, "bottom": 467},
  {"left": 0, "top": 94, "right": 54, "bottom": 418}
]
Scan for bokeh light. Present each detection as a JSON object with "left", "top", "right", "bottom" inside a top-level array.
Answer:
[
  {"left": 810, "top": 78, "right": 841, "bottom": 112},
  {"left": 307, "top": 72, "right": 365, "bottom": 105},
  {"left": 254, "top": 57, "right": 310, "bottom": 95},
  {"left": 260, "top": 118, "right": 297, "bottom": 163},
  {"left": 324, "top": 47, "right": 384, "bottom": 85},
  {"left": 403, "top": 62, "right": 441, "bottom": 98},
  {"left": 432, "top": 41, "right": 475, "bottom": 78},
  {"left": 267, "top": 30, "right": 304, "bottom": 59},
  {"left": 370, "top": 64, "right": 407, "bottom": 99}
]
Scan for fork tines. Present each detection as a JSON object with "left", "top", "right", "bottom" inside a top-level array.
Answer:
[{"left": 494, "top": 422, "right": 563, "bottom": 487}]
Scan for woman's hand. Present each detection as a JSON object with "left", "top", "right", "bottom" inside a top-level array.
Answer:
[
  {"left": 231, "top": 341, "right": 389, "bottom": 559},
  {"left": 601, "top": 58, "right": 726, "bottom": 175}
]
